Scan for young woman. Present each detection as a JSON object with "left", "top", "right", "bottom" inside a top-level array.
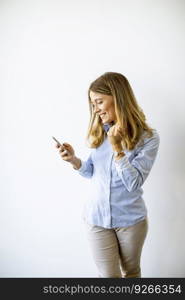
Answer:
[{"left": 55, "top": 72, "right": 160, "bottom": 278}]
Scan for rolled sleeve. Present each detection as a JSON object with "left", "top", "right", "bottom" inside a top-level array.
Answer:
[
  {"left": 114, "top": 130, "right": 160, "bottom": 192},
  {"left": 76, "top": 153, "right": 94, "bottom": 178}
]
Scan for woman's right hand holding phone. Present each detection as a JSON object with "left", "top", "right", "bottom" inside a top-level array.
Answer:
[
  {"left": 55, "top": 142, "right": 81, "bottom": 169},
  {"left": 55, "top": 142, "right": 74, "bottom": 162}
]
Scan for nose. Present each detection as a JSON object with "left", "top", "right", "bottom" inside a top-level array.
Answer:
[{"left": 93, "top": 103, "right": 100, "bottom": 114}]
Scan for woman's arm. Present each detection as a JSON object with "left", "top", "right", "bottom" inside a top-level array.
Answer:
[
  {"left": 73, "top": 152, "right": 94, "bottom": 178},
  {"left": 114, "top": 130, "right": 160, "bottom": 192},
  {"left": 70, "top": 156, "right": 82, "bottom": 170}
]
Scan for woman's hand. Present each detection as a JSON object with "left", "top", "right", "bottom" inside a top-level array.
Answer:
[
  {"left": 107, "top": 123, "right": 125, "bottom": 152},
  {"left": 55, "top": 142, "right": 82, "bottom": 169},
  {"left": 55, "top": 142, "right": 75, "bottom": 163}
]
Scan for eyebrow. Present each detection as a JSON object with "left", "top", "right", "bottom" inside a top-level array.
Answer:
[{"left": 90, "top": 97, "right": 103, "bottom": 103}]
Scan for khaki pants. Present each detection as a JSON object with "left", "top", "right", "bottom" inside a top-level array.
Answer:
[{"left": 85, "top": 218, "right": 148, "bottom": 278}]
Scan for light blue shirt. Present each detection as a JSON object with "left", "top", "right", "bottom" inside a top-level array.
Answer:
[{"left": 77, "top": 125, "right": 160, "bottom": 229}]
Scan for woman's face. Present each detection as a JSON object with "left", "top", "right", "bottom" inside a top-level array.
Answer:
[{"left": 89, "top": 90, "right": 117, "bottom": 124}]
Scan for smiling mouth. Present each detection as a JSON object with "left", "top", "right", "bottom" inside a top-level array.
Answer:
[{"left": 100, "top": 113, "right": 106, "bottom": 118}]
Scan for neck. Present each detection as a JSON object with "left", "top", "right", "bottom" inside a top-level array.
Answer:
[{"left": 103, "top": 121, "right": 114, "bottom": 133}]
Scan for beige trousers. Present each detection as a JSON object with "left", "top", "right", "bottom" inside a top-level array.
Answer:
[{"left": 85, "top": 218, "right": 148, "bottom": 278}]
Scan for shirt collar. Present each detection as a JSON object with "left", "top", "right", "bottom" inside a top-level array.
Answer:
[{"left": 103, "top": 121, "right": 114, "bottom": 133}]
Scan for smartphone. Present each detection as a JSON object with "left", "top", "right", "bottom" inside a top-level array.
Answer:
[{"left": 52, "top": 136, "right": 63, "bottom": 146}]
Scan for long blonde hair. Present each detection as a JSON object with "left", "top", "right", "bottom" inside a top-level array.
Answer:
[{"left": 86, "top": 72, "right": 153, "bottom": 150}]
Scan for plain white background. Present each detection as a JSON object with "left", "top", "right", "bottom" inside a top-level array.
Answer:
[{"left": 0, "top": 0, "right": 185, "bottom": 277}]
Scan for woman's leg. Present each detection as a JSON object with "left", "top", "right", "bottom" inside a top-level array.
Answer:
[
  {"left": 115, "top": 218, "right": 148, "bottom": 278},
  {"left": 85, "top": 222, "right": 122, "bottom": 278}
]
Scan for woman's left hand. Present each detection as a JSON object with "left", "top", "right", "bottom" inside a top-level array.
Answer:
[{"left": 107, "top": 123, "right": 125, "bottom": 152}]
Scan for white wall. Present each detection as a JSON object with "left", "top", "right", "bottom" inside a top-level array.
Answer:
[{"left": 0, "top": 0, "right": 185, "bottom": 277}]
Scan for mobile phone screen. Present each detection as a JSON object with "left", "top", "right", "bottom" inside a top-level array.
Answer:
[{"left": 52, "top": 136, "right": 62, "bottom": 146}]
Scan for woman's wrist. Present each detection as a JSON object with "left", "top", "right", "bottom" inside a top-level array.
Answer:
[
  {"left": 112, "top": 142, "right": 123, "bottom": 152},
  {"left": 70, "top": 156, "right": 81, "bottom": 170},
  {"left": 114, "top": 151, "right": 125, "bottom": 160},
  {"left": 112, "top": 142, "right": 125, "bottom": 160}
]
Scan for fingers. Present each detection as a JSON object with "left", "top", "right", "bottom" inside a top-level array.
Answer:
[
  {"left": 60, "top": 149, "right": 70, "bottom": 161},
  {"left": 55, "top": 143, "right": 61, "bottom": 148},
  {"left": 54, "top": 142, "right": 67, "bottom": 154},
  {"left": 59, "top": 147, "right": 68, "bottom": 155},
  {"left": 117, "top": 127, "right": 124, "bottom": 138},
  {"left": 54, "top": 141, "right": 74, "bottom": 161},
  {"left": 108, "top": 124, "right": 124, "bottom": 137},
  {"left": 63, "top": 143, "right": 70, "bottom": 147}
]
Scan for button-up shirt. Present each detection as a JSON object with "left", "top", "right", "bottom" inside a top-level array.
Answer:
[{"left": 76, "top": 125, "right": 160, "bottom": 228}]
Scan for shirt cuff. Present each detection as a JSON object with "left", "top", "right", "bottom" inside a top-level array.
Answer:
[{"left": 73, "top": 160, "right": 85, "bottom": 172}]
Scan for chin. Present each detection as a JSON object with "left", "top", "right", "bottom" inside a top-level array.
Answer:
[
  {"left": 104, "top": 119, "right": 113, "bottom": 124},
  {"left": 102, "top": 120, "right": 109, "bottom": 124}
]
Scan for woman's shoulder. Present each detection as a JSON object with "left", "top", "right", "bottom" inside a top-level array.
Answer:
[
  {"left": 144, "top": 128, "right": 160, "bottom": 142},
  {"left": 136, "top": 128, "right": 160, "bottom": 149}
]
